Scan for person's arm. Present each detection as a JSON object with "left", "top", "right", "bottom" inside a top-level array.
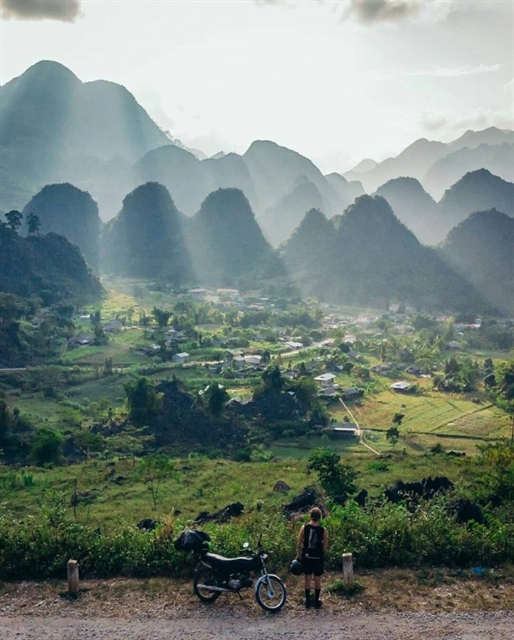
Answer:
[
  {"left": 296, "top": 525, "right": 305, "bottom": 559},
  {"left": 323, "top": 528, "right": 328, "bottom": 551}
]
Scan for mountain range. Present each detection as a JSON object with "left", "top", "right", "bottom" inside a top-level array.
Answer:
[{"left": 1, "top": 60, "right": 513, "bottom": 313}]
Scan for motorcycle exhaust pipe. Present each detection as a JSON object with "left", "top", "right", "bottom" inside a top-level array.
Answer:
[{"left": 196, "top": 584, "right": 231, "bottom": 593}]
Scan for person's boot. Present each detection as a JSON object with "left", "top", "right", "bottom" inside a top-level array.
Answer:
[{"left": 314, "top": 589, "right": 322, "bottom": 609}]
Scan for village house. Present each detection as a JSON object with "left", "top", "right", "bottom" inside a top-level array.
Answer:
[
  {"left": 342, "top": 387, "right": 363, "bottom": 401},
  {"left": 314, "top": 373, "right": 337, "bottom": 387},
  {"left": 69, "top": 333, "right": 93, "bottom": 348},
  {"left": 324, "top": 423, "right": 358, "bottom": 438},
  {"left": 233, "top": 355, "right": 246, "bottom": 368},
  {"left": 390, "top": 381, "right": 412, "bottom": 392},
  {"left": 103, "top": 320, "right": 123, "bottom": 333},
  {"left": 172, "top": 352, "right": 190, "bottom": 364}
]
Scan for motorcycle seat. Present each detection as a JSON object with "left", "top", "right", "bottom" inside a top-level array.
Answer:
[{"left": 203, "top": 552, "right": 257, "bottom": 572}]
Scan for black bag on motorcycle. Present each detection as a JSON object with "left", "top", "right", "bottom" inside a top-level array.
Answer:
[{"left": 174, "top": 529, "right": 211, "bottom": 552}]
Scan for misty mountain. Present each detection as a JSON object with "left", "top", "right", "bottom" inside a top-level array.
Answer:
[
  {"left": 21, "top": 183, "right": 101, "bottom": 270},
  {"left": 282, "top": 195, "right": 490, "bottom": 312},
  {"left": 439, "top": 209, "right": 514, "bottom": 314},
  {"left": 448, "top": 127, "right": 514, "bottom": 152},
  {"left": 0, "top": 60, "right": 172, "bottom": 213},
  {"left": 0, "top": 223, "right": 103, "bottom": 305},
  {"left": 344, "top": 139, "right": 448, "bottom": 193},
  {"left": 344, "top": 127, "right": 514, "bottom": 198},
  {"left": 263, "top": 177, "right": 324, "bottom": 246},
  {"left": 101, "top": 182, "right": 191, "bottom": 284},
  {"left": 424, "top": 142, "right": 514, "bottom": 199},
  {"left": 242, "top": 140, "right": 356, "bottom": 246},
  {"left": 187, "top": 188, "right": 283, "bottom": 288},
  {"left": 373, "top": 177, "right": 441, "bottom": 245},
  {"left": 324, "top": 173, "right": 365, "bottom": 210},
  {"left": 133, "top": 146, "right": 255, "bottom": 216},
  {"left": 439, "top": 169, "right": 514, "bottom": 237},
  {"left": 280, "top": 208, "right": 337, "bottom": 289}
]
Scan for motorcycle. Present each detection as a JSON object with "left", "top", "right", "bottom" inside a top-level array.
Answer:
[{"left": 193, "top": 540, "right": 287, "bottom": 612}]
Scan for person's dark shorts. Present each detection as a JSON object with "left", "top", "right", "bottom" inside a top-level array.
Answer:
[{"left": 302, "top": 556, "right": 324, "bottom": 576}]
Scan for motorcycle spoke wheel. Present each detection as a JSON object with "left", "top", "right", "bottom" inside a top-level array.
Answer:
[
  {"left": 255, "top": 576, "right": 286, "bottom": 612},
  {"left": 193, "top": 567, "right": 221, "bottom": 603}
]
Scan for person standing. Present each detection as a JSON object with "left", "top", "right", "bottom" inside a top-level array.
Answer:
[{"left": 296, "top": 506, "right": 328, "bottom": 609}]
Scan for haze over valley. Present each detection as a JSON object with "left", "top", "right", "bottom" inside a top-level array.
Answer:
[{"left": 1, "top": 58, "right": 513, "bottom": 314}]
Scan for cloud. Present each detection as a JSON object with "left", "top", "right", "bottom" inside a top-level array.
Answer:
[
  {"left": 256, "top": 0, "right": 456, "bottom": 24},
  {"left": 0, "top": 0, "right": 81, "bottom": 22},
  {"left": 345, "top": 0, "right": 422, "bottom": 24},
  {"left": 420, "top": 111, "right": 448, "bottom": 132},
  {"left": 449, "top": 108, "right": 514, "bottom": 133},
  {"left": 404, "top": 64, "right": 503, "bottom": 78}
]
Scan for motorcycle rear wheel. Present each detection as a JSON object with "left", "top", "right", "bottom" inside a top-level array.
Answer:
[
  {"left": 193, "top": 567, "right": 221, "bottom": 603},
  {"left": 255, "top": 575, "right": 286, "bottom": 612}
]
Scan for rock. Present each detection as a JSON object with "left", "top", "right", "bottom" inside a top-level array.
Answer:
[{"left": 273, "top": 480, "right": 290, "bottom": 493}]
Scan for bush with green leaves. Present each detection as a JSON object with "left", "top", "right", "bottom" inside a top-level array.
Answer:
[{"left": 307, "top": 449, "right": 357, "bottom": 500}]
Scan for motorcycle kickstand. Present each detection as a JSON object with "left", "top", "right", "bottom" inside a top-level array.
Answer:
[{"left": 237, "top": 591, "right": 243, "bottom": 600}]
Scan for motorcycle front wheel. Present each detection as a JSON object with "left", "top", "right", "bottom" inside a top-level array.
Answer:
[
  {"left": 255, "top": 575, "right": 286, "bottom": 612},
  {"left": 193, "top": 567, "right": 221, "bottom": 603}
]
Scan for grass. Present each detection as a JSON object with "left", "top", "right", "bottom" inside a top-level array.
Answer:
[{"left": 0, "top": 456, "right": 311, "bottom": 528}]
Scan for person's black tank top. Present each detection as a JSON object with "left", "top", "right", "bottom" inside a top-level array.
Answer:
[{"left": 302, "top": 523, "right": 324, "bottom": 560}]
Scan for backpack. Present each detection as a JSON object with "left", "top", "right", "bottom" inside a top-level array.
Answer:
[
  {"left": 303, "top": 524, "right": 324, "bottom": 560},
  {"left": 174, "top": 529, "right": 211, "bottom": 552}
]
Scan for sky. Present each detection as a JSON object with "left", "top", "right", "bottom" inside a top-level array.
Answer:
[{"left": 1, "top": 0, "right": 513, "bottom": 173}]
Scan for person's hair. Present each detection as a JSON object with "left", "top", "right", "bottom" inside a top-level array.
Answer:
[{"left": 309, "top": 507, "right": 322, "bottom": 521}]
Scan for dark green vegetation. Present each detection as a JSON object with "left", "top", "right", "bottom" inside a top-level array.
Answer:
[
  {"left": 101, "top": 182, "right": 191, "bottom": 283},
  {"left": 0, "top": 222, "right": 103, "bottom": 307},
  {"left": 22, "top": 183, "right": 101, "bottom": 270}
]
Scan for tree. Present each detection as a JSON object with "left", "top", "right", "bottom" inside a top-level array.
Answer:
[
  {"left": 386, "top": 425, "right": 400, "bottom": 448},
  {"left": 124, "top": 377, "right": 158, "bottom": 427},
  {"left": 262, "top": 365, "right": 284, "bottom": 393},
  {"left": 309, "top": 402, "right": 329, "bottom": 428},
  {"left": 137, "top": 454, "right": 176, "bottom": 509},
  {"left": 392, "top": 413, "right": 404, "bottom": 427},
  {"left": 73, "top": 429, "right": 104, "bottom": 461},
  {"left": 307, "top": 449, "right": 357, "bottom": 500},
  {"left": 205, "top": 382, "right": 229, "bottom": 417},
  {"left": 30, "top": 428, "right": 63, "bottom": 466},
  {"left": 5, "top": 210, "right": 22, "bottom": 233},
  {"left": 152, "top": 307, "right": 171, "bottom": 328},
  {"left": 26, "top": 212, "right": 41, "bottom": 235}
]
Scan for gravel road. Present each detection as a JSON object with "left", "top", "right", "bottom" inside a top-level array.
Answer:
[
  {"left": 1, "top": 573, "right": 513, "bottom": 639},
  {"left": 2, "top": 610, "right": 514, "bottom": 639}
]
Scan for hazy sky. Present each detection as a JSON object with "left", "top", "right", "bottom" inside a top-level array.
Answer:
[{"left": 1, "top": 0, "right": 513, "bottom": 172}]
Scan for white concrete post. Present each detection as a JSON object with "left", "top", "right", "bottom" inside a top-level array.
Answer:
[
  {"left": 67, "top": 559, "right": 79, "bottom": 595},
  {"left": 342, "top": 552, "right": 354, "bottom": 588}
]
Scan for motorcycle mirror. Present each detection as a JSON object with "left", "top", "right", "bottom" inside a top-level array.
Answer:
[{"left": 243, "top": 542, "right": 249, "bottom": 549}]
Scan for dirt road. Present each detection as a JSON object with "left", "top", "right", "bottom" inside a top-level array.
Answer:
[
  {"left": 1, "top": 573, "right": 513, "bottom": 639},
  {"left": 2, "top": 610, "right": 514, "bottom": 639}
]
